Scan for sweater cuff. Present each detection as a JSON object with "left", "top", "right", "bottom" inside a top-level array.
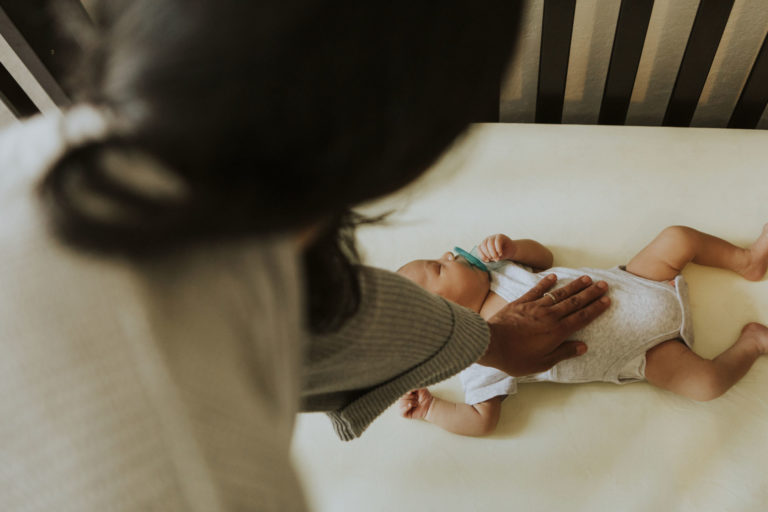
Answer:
[{"left": 327, "top": 300, "right": 489, "bottom": 441}]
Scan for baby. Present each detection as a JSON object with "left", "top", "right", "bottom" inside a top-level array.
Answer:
[{"left": 397, "top": 225, "right": 768, "bottom": 437}]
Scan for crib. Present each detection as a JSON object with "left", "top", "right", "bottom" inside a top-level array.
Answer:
[{"left": 3, "top": 2, "right": 766, "bottom": 511}]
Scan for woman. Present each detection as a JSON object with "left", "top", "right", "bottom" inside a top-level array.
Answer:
[{"left": 0, "top": 1, "right": 607, "bottom": 510}]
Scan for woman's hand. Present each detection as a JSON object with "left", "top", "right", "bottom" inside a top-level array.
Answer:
[{"left": 477, "top": 274, "right": 609, "bottom": 376}]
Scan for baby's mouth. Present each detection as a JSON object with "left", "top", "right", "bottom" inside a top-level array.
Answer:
[{"left": 453, "top": 246, "right": 489, "bottom": 272}]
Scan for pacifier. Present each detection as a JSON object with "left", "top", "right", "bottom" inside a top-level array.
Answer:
[{"left": 453, "top": 246, "right": 489, "bottom": 272}]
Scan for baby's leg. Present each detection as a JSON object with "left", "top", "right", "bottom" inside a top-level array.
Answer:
[
  {"left": 626, "top": 224, "right": 768, "bottom": 282},
  {"left": 645, "top": 323, "right": 768, "bottom": 401}
]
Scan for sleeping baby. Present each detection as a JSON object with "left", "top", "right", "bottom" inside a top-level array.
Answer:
[{"left": 397, "top": 224, "right": 768, "bottom": 436}]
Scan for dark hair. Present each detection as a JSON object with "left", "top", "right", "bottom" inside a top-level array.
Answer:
[
  {"left": 302, "top": 210, "right": 388, "bottom": 333},
  {"left": 44, "top": 0, "right": 522, "bottom": 330}
]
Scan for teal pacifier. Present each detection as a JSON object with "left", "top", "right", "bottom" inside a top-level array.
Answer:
[{"left": 453, "top": 246, "right": 489, "bottom": 272}]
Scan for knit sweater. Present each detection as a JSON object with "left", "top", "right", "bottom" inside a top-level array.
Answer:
[{"left": 303, "top": 267, "right": 490, "bottom": 440}]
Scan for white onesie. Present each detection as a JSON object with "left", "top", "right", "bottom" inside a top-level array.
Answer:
[{"left": 460, "top": 262, "right": 694, "bottom": 405}]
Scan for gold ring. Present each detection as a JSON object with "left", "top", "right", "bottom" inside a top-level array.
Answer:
[{"left": 544, "top": 292, "right": 557, "bottom": 304}]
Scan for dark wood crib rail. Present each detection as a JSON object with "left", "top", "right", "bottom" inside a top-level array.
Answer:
[{"left": 1, "top": 1, "right": 767, "bottom": 129}]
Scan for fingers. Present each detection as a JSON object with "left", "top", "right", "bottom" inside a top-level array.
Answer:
[
  {"left": 479, "top": 234, "right": 507, "bottom": 262},
  {"left": 398, "top": 391, "right": 417, "bottom": 417},
  {"left": 478, "top": 239, "right": 488, "bottom": 261},
  {"left": 513, "top": 273, "right": 558, "bottom": 303},
  {"left": 478, "top": 240, "right": 489, "bottom": 261},
  {"left": 479, "top": 236, "right": 498, "bottom": 262},
  {"left": 544, "top": 340, "right": 588, "bottom": 368},
  {"left": 520, "top": 274, "right": 610, "bottom": 320},
  {"left": 537, "top": 275, "right": 592, "bottom": 304},
  {"left": 494, "top": 235, "right": 504, "bottom": 259},
  {"left": 548, "top": 278, "right": 609, "bottom": 318}
]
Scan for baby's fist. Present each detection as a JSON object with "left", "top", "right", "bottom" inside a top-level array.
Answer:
[
  {"left": 478, "top": 234, "right": 516, "bottom": 262},
  {"left": 397, "top": 388, "right": 434, "bottom": 420}
]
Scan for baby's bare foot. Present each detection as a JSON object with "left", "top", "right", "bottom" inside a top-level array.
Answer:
[
  {"left": 738, "top": 322, "right": 768, "bottom": 355},
  {"left": 740, "top": 223, "right": 768, "bottom": 281}
]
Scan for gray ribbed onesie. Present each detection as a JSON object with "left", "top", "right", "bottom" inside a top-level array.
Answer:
[{"left": 460, "top": 261, "right": 694, "bottom": 405}]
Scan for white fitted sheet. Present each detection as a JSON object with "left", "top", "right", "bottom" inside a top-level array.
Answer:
[{"left": 292, "top": 123, "right": 768, "bottom": 512}]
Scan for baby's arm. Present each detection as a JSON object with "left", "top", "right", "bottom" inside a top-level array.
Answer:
[
  {"left": 398, "top": 388, "right": 502, "bottom": 437},
  {"left": 478, "top": 233, "right": 553, "bottom": 271}
]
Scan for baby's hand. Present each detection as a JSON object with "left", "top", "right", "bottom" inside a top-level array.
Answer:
[
  {"left": 478, "top": 234, "right": 516, "bottom": 262},
  {"left": 397, "top": 388, "right": 434, "bottom": 420}
]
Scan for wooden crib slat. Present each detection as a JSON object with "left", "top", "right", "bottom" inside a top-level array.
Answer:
[
  {"left": 0, "top": 60, "right": 38, "bottom": 117},
  {"left": 728, "top": 34, "right": 768, "bottom": 129},
  {"left": 0, "top": 0, "right": 91, "bottom": 114},
  {"left": 536, "top": 0, "right": 576, "bottom": 124},
  {"left": 663, "top": 0, "right": 735, "bottom": 127},
  {"left": 597, "top": 0, "right": 654, "bottom": 126}
]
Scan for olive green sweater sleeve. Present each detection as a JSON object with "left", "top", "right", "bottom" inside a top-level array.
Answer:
[{"left": 302, "top": 266, "right": 490, "bottom": 441}]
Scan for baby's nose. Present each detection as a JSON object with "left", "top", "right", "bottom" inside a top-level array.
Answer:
[{"left": 440, "top": 251, "right": 455, "bottom": 262}]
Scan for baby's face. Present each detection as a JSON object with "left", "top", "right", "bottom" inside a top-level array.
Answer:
[{"left": 398, "top": 251, "right": 490, "bottom": 309}]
